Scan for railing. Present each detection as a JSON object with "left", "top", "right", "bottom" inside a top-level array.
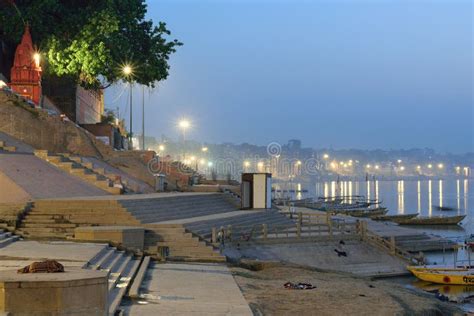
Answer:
[
  {"left": 211, "top": 212, "right": 358, "bottom": 245},
  {"left": 357, "top": 221, "right": 424, "bottom": 265},
  {"left": 210, "top": 211, "right": 426, "bottom": 265}
]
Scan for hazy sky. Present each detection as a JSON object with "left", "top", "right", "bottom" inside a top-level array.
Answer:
[{"left": 106, "top": 0, "right": 473, "bottom": 153}]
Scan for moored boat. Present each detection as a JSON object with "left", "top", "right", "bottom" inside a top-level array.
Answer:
[
  {"left": 330, "top": 207, "right": 388, "bottom": 218},
  {"left": 407, "top": 267, "right": 474, "bottom": 285},
  {"left": 392, "top": 215, "right": 466, "bottom": 225},
  {"left": 370, "top": 213, "right": 418, "bottom": 221},
  {"left": 433, "top": 205, "right": 455, "bottom": 211}
]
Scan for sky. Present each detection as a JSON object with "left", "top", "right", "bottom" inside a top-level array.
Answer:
[{"left": 105, "top": 0, "right": 473, "bottom": 153}]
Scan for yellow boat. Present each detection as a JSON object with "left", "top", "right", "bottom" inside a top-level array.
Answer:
[
  {"left": 408, "top": 266, "right": 474, "bottom": 285},
  {"left": 408, "top": 265, "right": 473, "bottom": 273}
]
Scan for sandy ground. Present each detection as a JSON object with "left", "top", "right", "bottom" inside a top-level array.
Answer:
[{"left": 231, "top": 263, "right": 464, "bottom": 316}]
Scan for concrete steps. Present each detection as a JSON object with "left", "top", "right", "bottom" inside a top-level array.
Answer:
[
  {"left": 184, "top": 210, "right": 295, "bottom": 240},
  {"left": 17, "top": 200, "right": 140, "bottom": 239},
  {"left": 117, "top": 193, "right": 240, "bottom": 224},
  {"left": 144, "top": 224, "right": 225, "bottom": 263},
  {"left": 33, "top": 150, "right": 121, "bottom": 195},
  {"left": 0, "top": 140, "right": 17, "bottom": 152},
  {"left": 0, "top": 203, "right": 29, "bottom": 230},
  {"left": 0, "top": 229, "right": 20, "bottom": 248},
  {"left": 83, "top": 246, "right": 143, "bottom": 315}
]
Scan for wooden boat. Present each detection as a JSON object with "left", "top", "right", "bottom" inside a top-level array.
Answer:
[
  {"left": 433, "top": 205, "right": 455, "bottom": 211},
  {"left": 370, "top": 213, "right": 418, "bottom": 221},
  {"left": 330, "top": 207, "right": 388, "bottom": 218},
  {"left": 407, "top": 266, "right": 474, "bottom": 285},
  {"left": 408, "top": 265, "right": 474, "bottom": 273},
  {"left": 392, "top": 215, "right": 466, "bottom": 225}
]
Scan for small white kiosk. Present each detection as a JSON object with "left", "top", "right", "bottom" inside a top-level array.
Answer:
[{"left": 241, "top": 173, "right": 272, "bottom": 209}]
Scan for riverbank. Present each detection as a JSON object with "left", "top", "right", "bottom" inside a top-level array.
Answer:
[{"left": 232, "top": 263, "right": 464, "bottom": 315}]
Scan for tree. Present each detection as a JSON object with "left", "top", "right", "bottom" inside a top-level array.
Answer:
[{"left": 0, "top": 0, "right": 182, "bottom": 89}]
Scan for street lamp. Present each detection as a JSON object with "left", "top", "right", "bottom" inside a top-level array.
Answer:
[
  {"left": 122, "top": 65, "right": 134, "bottom": 148},
  {"left": 201, "top": 147, "right": 208, "bottom": 152},
  {"left": 178, "top": 119, "right": 190, "bottom": 160}
]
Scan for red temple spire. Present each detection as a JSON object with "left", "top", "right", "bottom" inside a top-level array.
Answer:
[{"left": 10, "top": 24, "right": 42, "bottom": 105}]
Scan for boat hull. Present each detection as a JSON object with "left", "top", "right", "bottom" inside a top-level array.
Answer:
[
  {"left": 409, "top": 269, "right": 474, "bottom": 285},
  {"left": 393, "top": 215, "right": 466, "bottom": 225},
  {"left": 371, "top": 213, "right": 418, "bottom": 221}
]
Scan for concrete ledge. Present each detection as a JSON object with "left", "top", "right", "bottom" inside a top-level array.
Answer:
[
  {"left": 0, "top": 268, "right": 107, "bottom": 315},
  {"left": 75, "top": 226, "right": 145, "bottom": 251},
  {"left": 128, "top": 256, "right": 150, "bottom": 298}
]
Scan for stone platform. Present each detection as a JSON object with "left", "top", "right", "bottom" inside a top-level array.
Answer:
[
  {"left": 0, "top": 268, "right": 108, "bottom": 315},
  {"left": 122, "top": 262, "right": 253, "bottom": 315},
  {"left": 75, "top": 226, "right": 145, "bottom": 251}
]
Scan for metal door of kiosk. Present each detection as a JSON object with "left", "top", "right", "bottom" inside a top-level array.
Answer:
[{"left": 241, "top": 173, "right": 272, "bottom": 209}]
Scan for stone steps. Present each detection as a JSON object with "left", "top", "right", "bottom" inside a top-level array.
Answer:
[
  {"left": 143, "top": 224, "right": 224, "bottom": 262},
  {"left": 0, "top": 229, "right": 20, "bottom": 248},
  {"left": 82, "top": 246, "right": 142, "bottom": 315},
  {"left": 0, "top": 140, "right": 17, "bottom": 152},
  {"left": 34, "top": 150, "right": 122, "bottom": 195}
]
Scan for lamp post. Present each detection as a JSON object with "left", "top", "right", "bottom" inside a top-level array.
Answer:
[
  {"left": 142, "top": 85, "right": 145, "bottom": 150},
  {"left": 179, "top": 119, "right": 190, "bottom": 160},
  {"left": 122, "top": 65, "right": 133, "bottom": 149}
]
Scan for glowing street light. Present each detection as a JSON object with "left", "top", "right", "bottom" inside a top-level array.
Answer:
[
  {"left": 207, "top": 161, "right": 213, "bottom": 167},
  {"left": 366, "top": 164, "right": 372, "bottom": 169},
  {"left": 397, "top": 159, "right": 402, "bottom": 164},
  {"left": 123, "top": 65, "right": 132, "bottom": 76},
  {"left": 201, "top": 147, "right": 208, "bottom": 152},
  {"left": 437, "top": 163, "right": 444, "bottom": 169},
  {"left": 428, "top": 164, "right": 433, "bottom": 169},
  {"left": 122, "top": 64, "right": 134, "bottom": 148},
  {"left": 158, "top": 144, "right": 165, "bottom": 152},
  {"left": 179, "top": 119, "right": 190, "bottom": 130},
  {"left": 400, "top": 166, "right": 405, "bottom": 171},
  {"left": 323, "top": 154, "right": 329, "bottom": 159},
  {"left": 178, "top": 119, "right": 191, "bottom": 160},
  {"left": 375, "top": 165, "right": 380, "bottom": 170},
  {"left": 416, "top": 165, "right": 421, "bottom": 170}
]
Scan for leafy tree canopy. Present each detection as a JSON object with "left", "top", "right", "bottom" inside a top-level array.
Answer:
[{"left": 0, "top": 0, "right": 182, "bottom": 89}]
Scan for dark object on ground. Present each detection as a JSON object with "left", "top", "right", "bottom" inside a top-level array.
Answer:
[
  {"left": 369, "top": 285, "right": 375, "bottom": 288},
  {"left": 18, "top": 260, "right": 65, "bottom": 273},
  {"left": 339, "top": 240, "right": 345, "bottom": 245},
  {"left": 284, "top": 282, "right": 316, "bottom": 290},
  {"left": 334, "top": 249, "right": 347, "bottom": 257}
]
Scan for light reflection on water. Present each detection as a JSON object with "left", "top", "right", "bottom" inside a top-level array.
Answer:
[
  {"left": 313, "top": 179, "right": 472, "bottom": 234},
  {"left": 275, "top": 179, "right": 473, "bottom": 235}
]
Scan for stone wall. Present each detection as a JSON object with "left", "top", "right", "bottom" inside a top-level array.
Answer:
[
  {"left": 0, "top": 269, "right": 108, "bottom": 315},
  {"left": 0, "top": 91, "right": 112, "bottom": 158}
]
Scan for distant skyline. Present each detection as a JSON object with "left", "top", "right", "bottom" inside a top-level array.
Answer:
[{"left": 105, "top": 0, "right": 473, "bottom": 153}]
